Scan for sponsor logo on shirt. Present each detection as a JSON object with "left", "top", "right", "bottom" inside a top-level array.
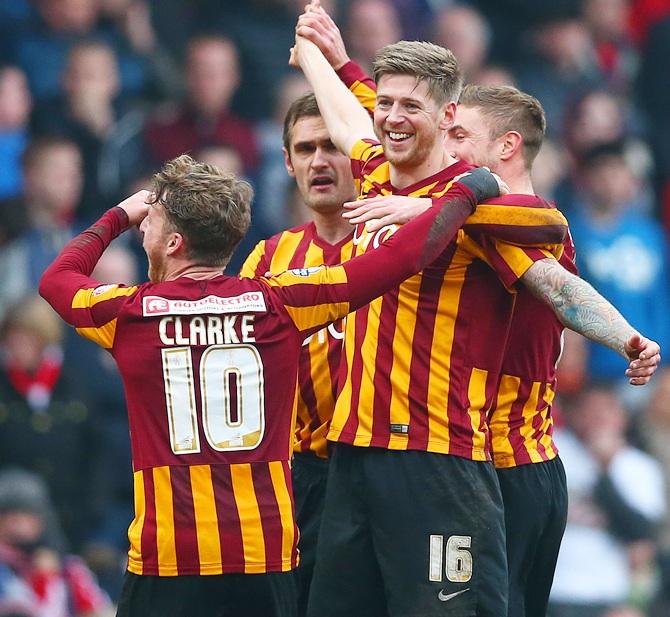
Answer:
[{"left": 143, "top": 293, "right": 267, "bottom": 316}]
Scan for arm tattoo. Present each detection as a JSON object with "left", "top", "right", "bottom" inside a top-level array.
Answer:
[{"left": 522, "top": 259, "right": 635, "bottom": 358}]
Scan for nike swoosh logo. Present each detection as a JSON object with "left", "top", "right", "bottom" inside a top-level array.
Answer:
[{"left": 438, "top": 588, "right": 470, "bottom": 602}]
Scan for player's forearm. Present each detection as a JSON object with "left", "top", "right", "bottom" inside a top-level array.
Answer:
[
  {"left": 343, "top": 185, "right": 476, "bottom": 310},
  {"left": 39, "top": 207, "right": 129, "bottom": 318},
  {"left": 521, "top": 259, "right": 636, "bottom": 358},
  {"left": 296, "top": 37, "right": 374, "bottom": 155}
]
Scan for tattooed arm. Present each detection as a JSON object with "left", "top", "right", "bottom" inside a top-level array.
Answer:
[{"left": 521, "top": 258, "right": 661, "bottom": 385}]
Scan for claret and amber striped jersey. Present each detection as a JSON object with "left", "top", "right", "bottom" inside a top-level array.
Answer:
[
  {"left": 333, "top": 60, "right": 570, "bottom": 461},
  {"left": 328, "top": 141, "right": 566, "bottom": 459},
  {"left": 240, "top": 222, "right": 353, "bottom": 459},
  {"left": 39, "top": 194, "right": 478, "bottom": 577},
  {"left": 475, "top": 219, "right": 579, "bottom": 468}
]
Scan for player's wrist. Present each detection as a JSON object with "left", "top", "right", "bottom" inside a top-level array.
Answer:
[{"left": 455, "top": 168, "right": 500, "bottom": 204}]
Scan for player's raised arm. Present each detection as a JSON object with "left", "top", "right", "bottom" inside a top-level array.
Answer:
[
  {"left": 293, "top": 28, "right": 375, "bottom": 156},
  {"left": 521, "top": 258, "right": 661, "bottom": 385}
]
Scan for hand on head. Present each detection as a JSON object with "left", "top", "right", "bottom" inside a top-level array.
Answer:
[{"left": 117, "top": 190, "right": 152, "bottom": 227}]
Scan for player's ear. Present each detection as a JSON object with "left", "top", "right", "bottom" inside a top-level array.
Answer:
[
  {"left": 166, "top": 232, "right": 185, "bottom": 256},
  {"left": 438, "top": 101, "right": 457, "bottom": 131},
  {"left": 283, "top": 147, "right": 296, "bottom": 178},
  {"left": 500, "top": 131, "right": 523, "bottom": 161}
]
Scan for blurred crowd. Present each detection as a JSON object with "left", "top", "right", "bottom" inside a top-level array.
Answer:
[{"left": 0, "top": 0, "right": 669, "bottom": 615}]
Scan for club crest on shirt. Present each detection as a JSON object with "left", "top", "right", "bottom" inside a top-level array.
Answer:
[
  {"left": 92, "top": 284, "right": 117, "bottom": 296},
  {"left": 288, "top": 266, "right": 323, "bottom": 277}
]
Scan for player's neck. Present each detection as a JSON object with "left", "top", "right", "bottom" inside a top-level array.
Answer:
[
  {"left": 498, "top": 160, "right": 535, "bottom": 196},
  {"left": 312, "top": 209, "right": 352, "bottom": 245},
  {"left": 389, "top": 148, "right": 457, "bottom": 190},
  {"left": 506, "top": 174, "right": 535, "bottom": 196},
  {"left": 164, "top": 261, "right": 224, "bottom": 281}
]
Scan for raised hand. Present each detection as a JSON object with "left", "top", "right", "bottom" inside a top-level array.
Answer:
[{"left": 296, "top": 2, "right": 350, "bottom": 69}]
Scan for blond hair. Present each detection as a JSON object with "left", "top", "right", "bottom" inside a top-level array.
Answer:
[
  {"left": 373, "top": 41, "right": 463, "bottom": 105},
  {"left": 459, "top": 85, "right": 546, "bottom": 167}
]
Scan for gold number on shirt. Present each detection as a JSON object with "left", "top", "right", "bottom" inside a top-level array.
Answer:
[
  {"left": 161, "top": 344, "right": 265, "bottom": 454},
  {"left": 428, "top": 534, "right": 473, "bottom": 583}
]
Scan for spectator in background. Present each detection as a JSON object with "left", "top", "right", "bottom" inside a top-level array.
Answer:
[
  {"left": 0, "top": 468, "right": 112, "bottom": 617},
  {"left": 637, "top": 13, "right": 670, "bottom": 227},
  {"left": 568, "top": 142, "right": 670, "bottom": 385},
  {"left": 144, "top": 34, "right": 258, "bottom": 174},
  {"left": 0, "top": 136, "right": 83, "bottom": 319},
  {"left": 343, "top": 0, "right": 401, "bottom": 74},
  {"left": 194, "top": 144, "right": 244, "bottom": 177},
  {"left": 32, "top": 40, "right": 148, "bottom": 221},
  {"left": 0, "top": 297, "right": 101, "bottom": 551},
  {"left": 556, "top": 89, "right": 653, "bottom": 218},
  {"left": 255, "top": 73, "right": 311, "bottom": 235},
  {"left": 10, "top": 0, "right": 100, "bottom": 102},
  {"left": 582, "top": 0, "right": 638, "bottom": 93},
  {"left": 97, "top": 0, "right": 182, "bottom": 101},
  {"left": 550, "top": 386, "right": 666, "bottom": 617},
  {"left": 10, "top": 0, "right": 150, "bottom": 103},
  {"left": 639, "top": 368, "right": 670, "bottom": 617},
  {"left": 432, "top": 4, "right": 491, "bottom": 83},
  {"left": 530, "top": 137, "right": 570, "bottom": 202},
  {"left": 516, "top": 17, "right": 605, "bottom": 137},
  {"left": 0, "top": 66, "right": 31, "bottom": 202}
]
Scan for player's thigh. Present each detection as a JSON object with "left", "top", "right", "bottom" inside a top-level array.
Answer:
[
  {"left": 116, "top": 571, "right": 297, "bottom": 617},
  {"left": 525, "top": 457, "right": 568, "bottom": 617},
  {"left": 292, "top": 453, "right": 329, "bottom": 616},
  {"left": 363, "top": 450, "right": 507, "bottom": 617},
  {"left": 306, "top": 444, "right": 387, "bottom": 617},
  {"left": 498, "top": 457, "right": 568, "bottom": 617}
]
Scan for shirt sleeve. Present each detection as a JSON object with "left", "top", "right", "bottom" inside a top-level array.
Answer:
[
  {"left": 267, "top": 183, "right": 478, "bottom": 334},
  {"left": 464, "top": 233, "right": 564, "bottom": 290},
  {"left": 39, "top": 207, "right": 139, "bottom": 349},
  {"left": 349, "top": 138, "right": 387, "bottom": 190},
  {"left": 239, "top": 240, "right": 268, "bottom": 278},
  {"left": 337, "top": 60, "right": 376, "bottom": 114},
  {"left": 459, "top": 200, "right": 568, "bottom": 246}
]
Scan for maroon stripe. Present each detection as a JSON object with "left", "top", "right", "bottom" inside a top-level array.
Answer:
[
  {"left": 522, "top": 247, "right": 551, "bottom": 262},
  {"left": 407, "top": 264, "right": 449, "bottom": 450},
  {"left": 463, "top": 223, "right": 566, "bottom": 245},
  {"left": 282, "top": 460, "right": 300, "bottom": 568},
  {"left": 338, "top": 304, "right": 370, "bottom": 440},
  {"left": 140, "top": 470, "right": 159, "bottom": 575},
  {"left": 287, "top": 232, "right": 311, "bottom": 270},
  {"left": 297, "top": 343, "right": 320, "bottom": 448},
  {"left": 251, "top": 463, "right": 283, "bottom": 569},
  {"left": 170, "top": 465, "right": 199, "bottom": 575},
  {"left": 480, "top": 194, "right": 553, "bottom": 208},
  {"left": 210, "top": 465, "right": 245, "bottom": 572},
  {"left": 482, "top": 371, "right": 499, "bottom": 459},
  {"left": 530, "top": 382, "right": 550, "bottom": 460},
  {"left": 476, "top": 235, "right": 519, "bottom": 288},
  {"left": 444, "top": 263, "right": 479, "bottom": 456},
  {"left": 369, "top": 290, "right": 399, "bottom": 448},
  {"left": 263, "top": 232, "right": 285, "bottom": 264},
  {"left": 327, "top": 320, "right": 346, "bottom": 403},
  {"left": 507, "top": 380, "right": 533, "bottom": 466}
]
